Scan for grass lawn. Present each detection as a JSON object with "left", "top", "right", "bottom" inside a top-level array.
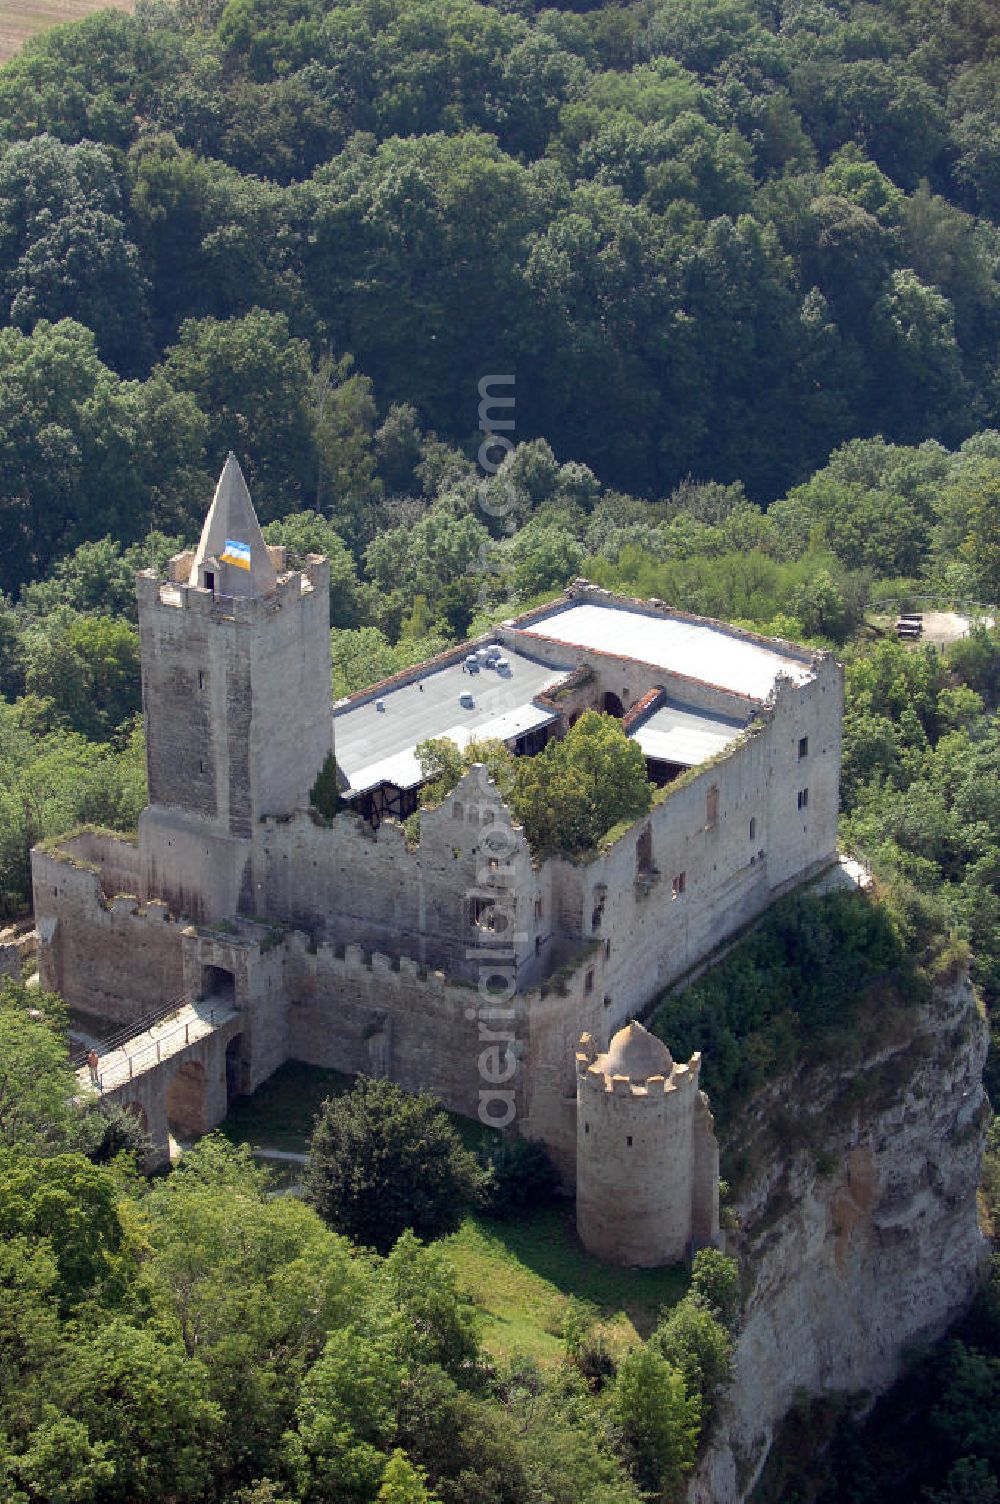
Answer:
[
  {"left": 445, "top": 1203, "right": 688, "bottom": 1366},
  {"left": 220, "top": 1061, "right": 687, "bottom": 1368},
  {"left": 221, "top": 1059, "right": 492, "bottom": 1155},
  {"left": 0, "top": 0, "right": 132, "bottom": 63},
  {"left": 220, "top": 1061, "right": 354, "bottom": 1152}
]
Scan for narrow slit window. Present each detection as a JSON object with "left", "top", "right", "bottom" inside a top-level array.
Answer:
[
  {"left": 749, "top": 817, "right": 756, "bottom": 840},
  {"left": 797, "top": 788, "right": 809, "bottom": 810},
  {"left": 798, "top": 736, "right": 809, "bottom": 760},
  {"left": 636, "top": 824, "right": 654, "bottom": 874},
  {"left": 706, "top": 786, "right": 719, "bottom": 828}
]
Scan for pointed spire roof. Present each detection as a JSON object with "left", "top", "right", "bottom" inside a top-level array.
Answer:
[{"left": 191, "top": 453, "right": 277, "bottom": 597}]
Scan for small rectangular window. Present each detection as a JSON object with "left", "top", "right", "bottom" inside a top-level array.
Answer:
[
  {"left": 198, "top": 670, "right": 205, "bottom": 691},
  {"left": 584, "top": 1122, "right": 590, "bottom": 1134},
  {"left": 749, "top": 817, "right": 756, "bottom": 840},
  {"left": 672, "top": 872, "right": 686, "bottom": 900},
  {"left": 706, "top": 786, "right": 719, "bottom": 828},
  {"left": 797, "top": 788, "right": 809, "bottom": 810},
  {"left": 534, "top": 895, "right": 544, "bottom": 920},
  {"left": 626, "top": 1135, "right": 633, "bottom": 1147},
  {"left": 798, "top": 735, "right": 809, "bottom": 760}
]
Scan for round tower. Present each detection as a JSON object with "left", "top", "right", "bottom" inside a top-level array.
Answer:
[{"left": 575, "top": 1021, "right": 712, "bottom": 1267}]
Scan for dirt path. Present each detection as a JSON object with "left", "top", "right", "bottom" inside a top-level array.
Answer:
[{"left": 918, "top": 609, "right": 994, "bottom": 647}]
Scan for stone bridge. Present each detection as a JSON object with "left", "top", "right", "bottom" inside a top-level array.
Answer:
[{"left": 78, "top": 995, "right": 243, "bottom": 1169}]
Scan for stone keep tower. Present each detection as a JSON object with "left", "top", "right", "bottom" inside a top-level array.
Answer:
[
  {"left": 135, "top": 455, "right": 332, "bottom": 918},
  {"left": 575, "top": 1022, "right": 720, "bottom": 1267}
]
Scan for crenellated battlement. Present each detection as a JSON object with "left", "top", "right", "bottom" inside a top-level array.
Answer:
[
  {"left": 576, "top": 1022, "right": 717, "bottom": 1264},
  {"left": 577, "top": 1049, "right": 701, "bottom": 1098},
  {"left": 137, "top": 560, "right": 325, "bottom": 624}
]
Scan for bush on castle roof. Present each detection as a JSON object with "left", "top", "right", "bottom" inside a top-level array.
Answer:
[{"left": 411, "top": 712, "right": 652, "bottom": 858}]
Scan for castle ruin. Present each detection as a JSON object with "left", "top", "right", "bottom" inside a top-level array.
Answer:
[{"left": 32, "top": 456, "right": 844, "bottom": 1265}]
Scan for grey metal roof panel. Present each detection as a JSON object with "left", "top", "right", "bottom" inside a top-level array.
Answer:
[
  {"left": 629, "top": 702, "right": 746, "bottom": 768},
  {"left": 521, "top": 601, "right": 813, "bottom": 700},
  {"left": 334, "top": 650, "right": 570, "bottom": 795}
]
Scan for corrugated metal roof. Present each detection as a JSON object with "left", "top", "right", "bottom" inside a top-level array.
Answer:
[
  {"left": 629, "top": 702, "right": 746, "bottom": 768},
  {"left": 334, "top": 650, "right": 570, "bottom": 795},
  {"left": 343, "top": 704, "right": 560, "bottom": 795},
  {"left": 521, "top": 601, "right": 813, "bottom": 700}
]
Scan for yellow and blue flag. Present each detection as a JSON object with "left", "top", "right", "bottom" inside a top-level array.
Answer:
[{"left": 220, "top": 539, "right": 252, "bottom": 571}]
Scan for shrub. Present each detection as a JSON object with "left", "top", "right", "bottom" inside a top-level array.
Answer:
[
  {"left": 477, "top": 1136, "right": 560, "bottom": 1219},
  {"left": 651, "top": 1297, "right": 733, "bottom": 1427}
]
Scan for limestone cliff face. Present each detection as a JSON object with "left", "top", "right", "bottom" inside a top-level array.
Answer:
[{"left": 688, "top": 972, "right": 989, "bottom": 1503}]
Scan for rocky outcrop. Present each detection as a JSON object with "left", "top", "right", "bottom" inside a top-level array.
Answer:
[{"left": 689, "top": 972, "right": 989, "bottom": 1503}]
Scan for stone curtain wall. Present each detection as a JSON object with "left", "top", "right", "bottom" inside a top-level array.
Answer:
[
  {"left": 32, "top": 846, "right": 185, "bottom": 1023},
  {"left": 256, "top": 770, "right": 550, "bottom": 988},
  {"left": 550, "top": 656, "right": 844, "bottom": 1032},
  {"left": 56, "top": 830, "right": 144, "bottom": 900}
]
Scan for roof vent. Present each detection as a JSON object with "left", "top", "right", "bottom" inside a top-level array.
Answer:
[{"left": 376, "top": 700, "right": 386, "bottom": 713}]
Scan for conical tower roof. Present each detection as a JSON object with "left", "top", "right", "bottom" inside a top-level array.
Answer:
[
  {"left": 191, "top": 453, "right": 277, "bottom": 597},
  {"left": 596, "top": 1021, "right": 673, "bottom": 1082}
]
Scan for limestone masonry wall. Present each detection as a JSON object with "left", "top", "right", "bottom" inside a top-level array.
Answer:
[
  {"left": 555, "top": 657, "right": 843, "bottom": 1033},
  {"left": 32, "top": 847, "right": 185, "bottom": 1021},
  {"left": 257, "top": 767, "right": 548, "bottom": 987},
  {"left": 284, "top": 936, "right": 532, "bottom": 1123},
  {"left": 576, "top": 1052, "right": 702, "bottom": 1265}
]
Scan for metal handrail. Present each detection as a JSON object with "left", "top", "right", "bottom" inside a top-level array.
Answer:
[
  {"left": 70, "top": 993, "right": 191, "bottom": 1067},
  {"left": 87, "top": 1003, "right": 227, "bottom": 1092}
]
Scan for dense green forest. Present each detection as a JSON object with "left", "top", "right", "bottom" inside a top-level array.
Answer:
[
  {"left": 0, "top": 0, "right": 999, "bottom": 590},
  {"left": 2, "top": 0, "right": 1000, "bottom": 1498},
  {"left": 0, "top": 975, "right": 741, "bottom": 1503}
]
